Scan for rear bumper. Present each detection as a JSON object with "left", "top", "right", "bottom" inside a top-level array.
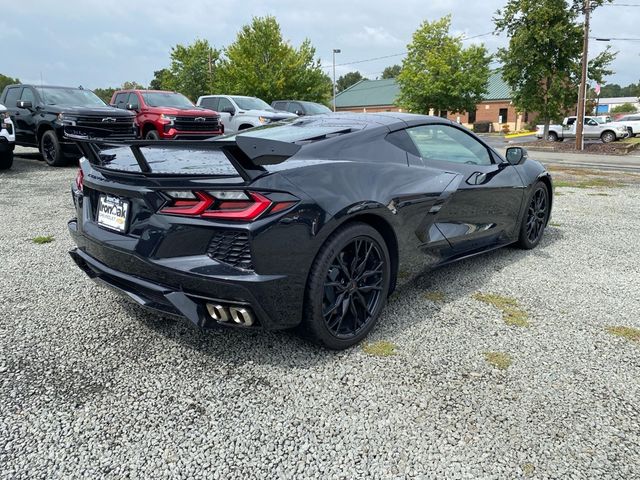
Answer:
[{"left": 68, "top": 219, "right": 302, "bottom": 330}]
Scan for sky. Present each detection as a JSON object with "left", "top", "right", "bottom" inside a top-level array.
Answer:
[{"left": 1, "top": 0, "right": 638, "bottom": 90}]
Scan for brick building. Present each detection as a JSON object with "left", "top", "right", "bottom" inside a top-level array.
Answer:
[{"left": 334, "top": 71, "right": 536, "bottom": 132}]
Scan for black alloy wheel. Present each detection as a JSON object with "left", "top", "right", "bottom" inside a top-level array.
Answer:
[
  {"left": 517, "top": 181, "right": 549, "bottom": 249},
  {"left": 302, "top": 223, "right": 391, "bottom": 349},
  {"left": 40, "top": 130, "right": 66, "bottom": 166}
]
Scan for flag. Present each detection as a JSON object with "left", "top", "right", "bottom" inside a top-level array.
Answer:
[{"left": 595, "top": 83, "right": 601, "bottom": 96}]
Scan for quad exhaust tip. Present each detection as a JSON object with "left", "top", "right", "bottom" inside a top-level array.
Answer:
[{"left": 206, "top": 303, "right": 255, "bottom": 327}]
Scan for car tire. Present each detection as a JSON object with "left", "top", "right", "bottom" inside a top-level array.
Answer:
[
  {"left": 516, "top": 181, "right": 550, "bottom": 250},
  {"left": 0, "top": 150, "right": 13, "bottom": 170},
  {"left": 40, "top": 130, "right": 67, "bottom": 167},
  {"left": 301, "top": 222, "right": 391, "bottom": 350},
  {"left": 145, "top": 129, "right": 160, "bottom": 140},
  {"left": 627, "top": 127, "right": 634, "bottom": 138},
  {"left": 546, "top": 132, "right": 558, "bottom": 142},
  {"left": 601, "top": 131, "right": 616, "bottom": 143}
]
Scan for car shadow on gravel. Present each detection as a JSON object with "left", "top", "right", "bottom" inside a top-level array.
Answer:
[{"left": 123, "top": 226, "right": 565, "bottom": 366}]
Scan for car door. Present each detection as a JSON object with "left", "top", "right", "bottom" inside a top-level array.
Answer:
[
  {"left": 405, "top": 123, "right": 525, "bottom": 252},
  {"left": 583, "top": 117, "right": 601, "bottom": 138},
  {"left": 16, "top": 87, "right": 38, "bottom": 145},
  {"left": 3, "top": 87, "right": 25, "bottom": 143},
  {"left": 217, "top": 97, "right": 236, "bottom": 134}
]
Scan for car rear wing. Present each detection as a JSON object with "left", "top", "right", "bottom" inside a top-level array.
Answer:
[{"left": 63, "top": 125, "right": 301, "bottom": 181}]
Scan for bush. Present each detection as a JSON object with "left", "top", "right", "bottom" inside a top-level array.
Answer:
[
  {"left": 501, "top": 124, "right": 511, "bottom": 134},
  {"left": 473, "top": 121, "right": 492, "bottom": 133},
  {"left": 611, "top": 102, "right": 638, "bottom": 114}
]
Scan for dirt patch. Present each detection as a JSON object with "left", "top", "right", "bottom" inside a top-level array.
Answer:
[
  {"left": 512, "top": 139, "right": 639, "bottom": 156},
  {"left": 547, "top": 166, "right": 640, "bottom": 187}
]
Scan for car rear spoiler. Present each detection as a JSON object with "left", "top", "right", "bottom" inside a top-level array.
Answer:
[{"left": 63, "top": 125, "right": 301, "bottom": 181}]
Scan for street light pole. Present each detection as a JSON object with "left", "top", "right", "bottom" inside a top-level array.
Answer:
[
  {"left": 575, "top": 0, "right": 591, "bottom": 151},
  {"left": 332, "top": 48, "right": 341, "bottom": 112}
]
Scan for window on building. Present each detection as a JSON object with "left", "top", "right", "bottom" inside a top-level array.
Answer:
[
  {"left": 468, "top": 109, "right": 477, "bottom": 124},
  {"left": 499, "top": 108, "right": 508, "bottom": 123}
]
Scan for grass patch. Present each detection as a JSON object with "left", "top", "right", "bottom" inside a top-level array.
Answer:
[
  {"left": 588, "top": 193, "right": 611, "bottom": 197},
  {"left": 522, "top": 463, "right": 535, "bottom": 475},
  {"left": 622, "top": 136, "right": 640, "bottom": 145},
  {"left": 554, "top": 178, "right": 625, "bottom": 189},
  {"left": 484, "top": 352, "right": 512, "bottom": 370},
  {"left": 473, "top": 293, "right": 530, "bottom": 327},
  {"left": 32, "top": 235, "right": 55, "bottom": 245},
  {"left": 424, "top": 291, "right": 446, "bottom": 302},
  {"left": 606, "top": 326, "right": 640, "bottom": 343},
  {"left": 363, "top": 341, "right": 397, "bottom": 357},
  {"left": 550, "top": 222, "right": 561, "bottom": 227}
]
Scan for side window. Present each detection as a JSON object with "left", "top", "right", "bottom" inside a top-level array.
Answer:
[
  {"left": 20, "top": 87, "right": 35, "bottom": 104},
  {"left": 218, "top": 97, "right": 234, "bottom": 112},
  {"left": 272, "top": 101, "right": 287, "bottom": 110},
  {"left": 127, "top": 92, "right": 140, "bottom": 109},
  {"left": 287, "top": 102, "right": 302, "bottom": 114},
  {"left": 565, "top": 117, "right": 576, "bottom": 126},
  {"left": 114, "top": 93, "right": 128, "bottom": 108},
  {"left": 587, "top": 119, "right": 598, "bottom": 126},
  {"left": 200, "top": 97, "right": 220, "bottom": 110},
  {"left": 406, "top": 124, "right": 493, "bottom": 166},
  {"left": 4, "top": 87, "right": 21, "bottom": 108}
]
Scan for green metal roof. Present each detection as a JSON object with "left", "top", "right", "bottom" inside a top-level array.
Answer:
[{"left": 335, "top": 70, "right": 511, "bottom": 108}]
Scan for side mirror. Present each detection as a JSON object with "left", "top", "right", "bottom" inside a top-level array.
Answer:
[
  {"left": 505, "top": 146, "right": 528, "bottom": 166},
  {"left": 221, "top": 106, "right": 235, "bottom": 116},
  {"left": 17, "top": 100, "right": 33, "bottom": 109},
  {"left": 295, "top": 110, "right": 303, "bottom": 116},
  {"left": 125, "top": 103, "right": 138, "bottom": 111}
]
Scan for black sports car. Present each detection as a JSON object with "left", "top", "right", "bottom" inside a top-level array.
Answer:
[{"left": 67, "top": 113, "right": 552, "bottom": 349}]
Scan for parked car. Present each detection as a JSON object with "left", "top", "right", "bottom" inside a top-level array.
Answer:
[
  {"left": 111, "top": 90, "right": 223, "bottom": 140},
  {"left": 0, "top": 85, "right": 136, "bottom": 166},
  {"left": 196, "top": 95, "right": 297, "bottom": 134},
  {"left": 613, "top": 113, "right": 640, "bottom": 138},
  {"left": 271, "top": 100, "right": 332, "bottom": 116},
  {"left": 536, "top": 116, "right": 628, "bottom": 143},
  {"left": 66, "top": 113, "right": 552, "bottom": 349},
  {"left": 0, "top": 104, "right": 15, "bottom": 170}
]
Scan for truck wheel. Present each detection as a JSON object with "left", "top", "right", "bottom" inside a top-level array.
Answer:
[
  {"left": 40, "top": 130, "right": 67, "bottom": 166},
  {"left": 546, "top": 132, "right": 558, "bottom": 142},
  {"left": 627, "top": 127, "right": 634, "bottom": 138},
  {"left": 0, "top": 150, "right": 13, "bottom": 170},
  {"left": 145, "top": 129, "right": 160, "bottom": 140},
  {"left": 238, "top": 124, "right": 254, "bottom": 131},
  {"left": 601, "top": 131, "right": 616, "bottom": 143}
]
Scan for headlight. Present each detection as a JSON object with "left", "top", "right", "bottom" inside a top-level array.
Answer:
[
  {"left": 57, "top": 113, "right": 77, "bottom": 125},
  {"left": 258, "top": 116, "right": 272, "bottom": 124},
  {"left": 160, "top": 114, "right": 176, "bottom": 125},
  {"left": 618, "top": 127, "right": 627, "bottom": 132}
]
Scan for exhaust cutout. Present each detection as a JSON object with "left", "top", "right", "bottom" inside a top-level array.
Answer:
[
  {"left": 206, "top": 304, "right": 230, "bottom": 322},
  {"left": 229, "top": 307, "right": 254, "bottom": 326}
]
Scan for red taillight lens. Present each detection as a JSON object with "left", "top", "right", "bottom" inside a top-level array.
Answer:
[
  {"left": 75, "top": 168, "right": 84, "bottom": 192},
  {"left": 160, "top": 191, "right": 296, "bottom": 221}
]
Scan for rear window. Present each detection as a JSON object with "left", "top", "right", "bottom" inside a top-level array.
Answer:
[{"left": 98, "top": 147, "right": 239, "bottom": 176}]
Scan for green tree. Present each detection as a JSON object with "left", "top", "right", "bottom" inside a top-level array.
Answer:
[
  {"left": 397, "top": 16, "right": 491, "bottom": 115},
  {"left": 149, "top": 69, "right": 172, "bottom": 90},
  {"left": 494, "top": 0, "right": 616, "bottom": 138},
  {"left": 93, "top": 87, "right": 116, "bottom": 104},
  {"left": 0, "top": 73, "right": 20, "bottom": 95},
  {"left": 121, "top": 81, "right": 145, "bottom": 90},
  {"left": 216, "top": 16, "right": 331, "bottom": 104},
  {"left": 163, "top": 39, "right": 220, "bottom": 101},
  {"left": 337, "top": 71, "right": 364, "bottom": 92},
  {"left": 611, "top": 102, "right": 637, "bottom": 114},
  {"left": 381, "top": 65, "right": 401, "bottom": 79},
  {"left": 599, "top": 81, "right": 640, "bottom": 98}
]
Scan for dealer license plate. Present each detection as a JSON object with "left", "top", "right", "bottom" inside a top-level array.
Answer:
[{"left": 97, "top": 195, "right": 129, "bottom": 233}]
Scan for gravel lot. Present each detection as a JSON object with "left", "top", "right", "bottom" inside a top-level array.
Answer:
[{"left": 1, "top": 151, "right": 639, "bottom": 479}]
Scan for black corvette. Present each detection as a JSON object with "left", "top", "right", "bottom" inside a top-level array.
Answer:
[{"left": 67, "top": 113, "right": 552, "bottom": 349}]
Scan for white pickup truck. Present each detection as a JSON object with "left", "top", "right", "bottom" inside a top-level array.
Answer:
[
  {"left": 614, "top": 113, "right": 640, "bottom": 138},
  {"left": 536, "top": 116, "right": 628, "bottom": 143},
  {"left": 0, "top": 103, "right": 15, "bottom": 170}
]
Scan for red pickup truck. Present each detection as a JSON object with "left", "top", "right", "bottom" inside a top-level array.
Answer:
[{"left": 110, "top": 89, "right": 223, "bottom": 140}]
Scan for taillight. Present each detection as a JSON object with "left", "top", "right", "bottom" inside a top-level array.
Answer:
[
  {"left": 160, "top": 191, "right": 297, "bottom": 221},
  {"left": 75, "top": 168, "right": 84, "bottom": 193}
]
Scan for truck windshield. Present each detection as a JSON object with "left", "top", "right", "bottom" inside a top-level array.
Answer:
[
  {"left": 303, "top": 102, "right": 332, "bottom": 114},
  {"left": 232, "top": 96, "right": 274, "bottom": 111},
  {"left": 141, "top": 92, "right": 195, "bottom": 108},
  {"left": 36, "top": 87, "right": 106, "bottom": 107}
]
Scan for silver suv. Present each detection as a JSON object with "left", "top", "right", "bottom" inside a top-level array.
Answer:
[
  {"left": 0, "top": 103, "right": 15, "bottom": 170},
  {"left": 196, "top": 95, "right": 297, "bottom": 135}
]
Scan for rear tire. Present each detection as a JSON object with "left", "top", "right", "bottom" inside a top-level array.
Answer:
[
  {"left": 301, "top": 223, "right": 391, "bottom": 350},
  {"left": 145, "top": 129, "right": 160, "bottom": 140},
  {"left": 601, "top": 131, "right": 616, "bottom": 143},
  {"left": 546, "top": 131, "right": 558, "bottom": 142},
  {"left": 0, "top": 150, "right": 13, "bottom": 170},
  {"left": 517, "top": 181, "right": 549, "bottom": 250},
  {"left": 40, "top": 130, "right": 67, "bottom": 166}
]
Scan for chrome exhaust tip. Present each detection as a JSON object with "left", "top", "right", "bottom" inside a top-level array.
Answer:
[
  {"left": 206, "top": 303, "right": 230, "bottom": 323},
  {"left": 229, "top": 307, "right": 254, "bottom": 326}
]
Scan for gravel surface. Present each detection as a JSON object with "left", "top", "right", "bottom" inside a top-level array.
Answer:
[{"left": 1, "top": 153, "right": 639, "bottom": 479}]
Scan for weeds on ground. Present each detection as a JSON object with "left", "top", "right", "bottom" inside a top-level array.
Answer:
[
  {"left": 424, "top": 291, "right": 446, "bottom": 302},
  {"left": 484, "top": 352, "right": 512, "bottom": 370},
  {"left": 554, "top": 178, "right": 625, "bottom": 189},
  {"left": 606, "top": 326, "right": 640, "bottom": 343},
  {"left": 473, "top": 293, "right": 530, "bottom": 327},
  {"left": 522, "top": 463, "right": 535, "bottom": 476},
  {"left": 363, "top": 341, "right": 397, "bottom": 357},
  {"left": 550, "top": 222, "right": 561, "bottom": 227},
  {"left": 32, "top": 235, "right": 55, "bottom": 244}
]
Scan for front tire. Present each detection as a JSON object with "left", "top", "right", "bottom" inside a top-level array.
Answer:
[
  {"left": 301, "top": 223, "right": 391, "bottom": 350},
  {"left": 145, "top": 129, "right": 160, "bottom": 140},
  {"left": 546, "top": 131, "right": 558, "bottom": 142},
  {"left": 601, "top": 131, "right": 616, "bottom": 143},
  {"left": 40, "top": 130, "right": 67, "bottom": 166},
  {"left": 0, "top": 150, "right": 13, "bottom": 170},
  {"left": 517, "top": 182, "right": 549, "bottom": 249}
]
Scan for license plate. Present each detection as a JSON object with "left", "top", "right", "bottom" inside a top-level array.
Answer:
[{"left": 97, "top": 195, "right": 129, "bottom": 233}]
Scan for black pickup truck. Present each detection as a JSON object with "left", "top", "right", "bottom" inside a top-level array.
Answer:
[{"left": 0, "top": 84, "right": 136, "bottom": 166}]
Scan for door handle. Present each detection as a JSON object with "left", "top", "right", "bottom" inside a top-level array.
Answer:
[{"left": 466, "top": 172, "right": 487, "bottom": 186}]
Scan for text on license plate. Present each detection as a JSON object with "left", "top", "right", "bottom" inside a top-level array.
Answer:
[{"left": 97, "top": 195, "right": 129, "bottom": 232}]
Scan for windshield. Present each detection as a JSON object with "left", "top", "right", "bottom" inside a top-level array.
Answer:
[
  {"left": 36, "top": 87, "right": 106, "bottom": 107},
  {"left": 303, "top": 102, "right": 332, "bottom": 114},
  {"left": 232, "top": 96, "right": 273, "bottom": 111},
  {"left": 593, "top": 117, "right": 606, "bottom": 124},
  {"left": 142, "top": 92, "right": 195, "bottom": 108}
]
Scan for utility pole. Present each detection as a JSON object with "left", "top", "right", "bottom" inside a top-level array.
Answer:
[
  {"left": 332, "top": 49, "right": 341, "bottom": 112},
  {"left": 575, "top": 0, "right": 591, "bottom": 151}
]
